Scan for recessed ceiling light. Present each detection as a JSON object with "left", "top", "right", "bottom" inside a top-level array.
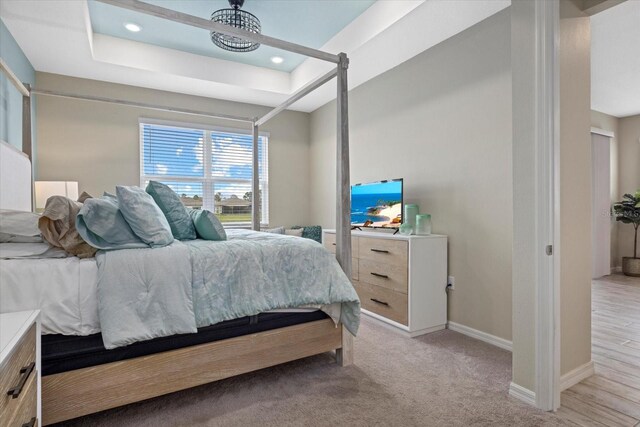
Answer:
[
  {"left": 124, "top": 23, "right": 142, "bottom": 33},
  {"left": 270, "top": 56, "right": 284, "bottom": 64}
]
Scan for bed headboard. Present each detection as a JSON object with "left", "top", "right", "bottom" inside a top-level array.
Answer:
[{"left": 0, "top": 140, "right": 32, "bottom": 211}]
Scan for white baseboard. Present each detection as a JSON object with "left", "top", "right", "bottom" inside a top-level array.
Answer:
[
  {"left": 361, "top": 309, "right": 445, "bottom": 337},
  {"left": 509, "top": 382, "right": 536, "bottom": 406},
  {"left": 447, "top": 321, "right": 512, "bottom": 351},
  {"left": 560, "top": 361, "right": 594, "bottom": 391}
]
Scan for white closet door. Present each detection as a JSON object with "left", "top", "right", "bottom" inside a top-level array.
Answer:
[{"left": 591, "top": 133, "right": 611, "bottom": 278}]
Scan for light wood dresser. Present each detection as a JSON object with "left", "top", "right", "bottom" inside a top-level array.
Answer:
[
  {"left": 323, "top": 230, "right": 447, "bottom": 337},
  {"left": 1, "top": 310, "right": 41, "bottom": 427}
]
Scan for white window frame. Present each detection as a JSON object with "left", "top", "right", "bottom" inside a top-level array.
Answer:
[{"left": 139, "top": 117, "right": 269, "bottom": 226}]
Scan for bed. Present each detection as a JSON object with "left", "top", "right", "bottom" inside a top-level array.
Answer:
[
  {"left": 0, "top": 150, "right": 356, "bottom": 425},
  {"left": 1, "top": 1, "right": 356, "bottom": 423}
]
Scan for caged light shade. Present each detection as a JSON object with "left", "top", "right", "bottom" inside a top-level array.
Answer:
[{"left": 211, "top": 0, "right": 261, "bottom": 52}]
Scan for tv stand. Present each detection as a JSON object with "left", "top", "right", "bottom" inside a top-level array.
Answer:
[{"left": 351, "top": 226, "right": 363, "bottom": 231}]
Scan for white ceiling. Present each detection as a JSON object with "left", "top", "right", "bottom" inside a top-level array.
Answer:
[
  {"left": 0, "top": 0, "right": 510, "bottom": 113},
  {"left": 591, "top": 0, "right": 640, "bottom": 118}
]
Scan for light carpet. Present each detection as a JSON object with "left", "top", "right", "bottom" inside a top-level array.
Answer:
[{"left": 55, "top": 317, "right": 568, "bottom": 426}]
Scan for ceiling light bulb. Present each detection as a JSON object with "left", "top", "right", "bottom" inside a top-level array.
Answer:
[
  {"left": 124, "top": 23, "right": 142, "bottom": 32},
  {"left": 270, "top": 56, "right": 284, "bottom": 64}
]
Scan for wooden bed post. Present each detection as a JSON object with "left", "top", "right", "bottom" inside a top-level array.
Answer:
[
  {"left": 336, "top": 325, "right": 354, "bottom": 366},
  {"left": 252, "top": 123, "right": 260, "bottom": 231},
  {"left": 335, "top": 53, "right": 355, "bottom": 367},
  {"left": 335, "top": 53, "right": 352, "bottom": 280}
]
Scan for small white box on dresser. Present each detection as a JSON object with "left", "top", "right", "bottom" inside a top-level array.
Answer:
[
  {"left": 1, "top": 310, "right": 41, "bottom": 427},
  {"left": 323, "top": 230, "right": 447, "bottom": 337}
]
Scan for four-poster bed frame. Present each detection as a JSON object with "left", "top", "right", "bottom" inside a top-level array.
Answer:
[{"left": 2, "top": 0, "right": 355, "bottom": 424}]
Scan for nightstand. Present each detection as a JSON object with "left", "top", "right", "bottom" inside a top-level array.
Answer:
[{"left": 1, "top": 311, "right": 41, "bottom": 427}]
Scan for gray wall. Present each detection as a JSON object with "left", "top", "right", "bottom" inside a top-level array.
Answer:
[
  {"left": 617, "top": 115, "right": 640, "bottom": 259},
  {"left": 511, "top": 0, "right": 537, "bottom": 392},
  {"left": 309, "top": 10, "right": 513, "bottom": 341},
  {"left": 590, "top": 111, "right": 640, "bottom": 267},
  {"left": 559, "top": 0, "right": 592, "bottom": 376},
  {"left": 35, "top": 72, "right": 311, "bottom": 228}
]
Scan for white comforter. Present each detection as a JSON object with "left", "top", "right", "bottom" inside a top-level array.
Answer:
[
  {"left": 0, "top": 256, "right": 330, "bottom": 336},
  {"left": 0, "top": 257, "right": 100, "bottom": 335}
]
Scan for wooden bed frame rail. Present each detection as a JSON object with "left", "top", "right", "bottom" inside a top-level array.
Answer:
[{"left": 42, "top": 320, "right": 353, "bottom": 425}]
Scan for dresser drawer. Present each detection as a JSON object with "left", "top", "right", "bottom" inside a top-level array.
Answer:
[
  {"left": 5, "top": 372, "right": 37, "bottom": 427},
  {"left": 354, "top": 281, "right": 408, "bottom": 326},
  {"left": 359, "top": 258, "right": 407, "bottom": 294},
  {"left": 1, "top": 324, "right": 37, "bottom": 425},
  {"left": 322, "top": 233, "right": 359, "bottom": 258},
  {"left": 358, "top": 237, "right": 407, "bottom": 266}
]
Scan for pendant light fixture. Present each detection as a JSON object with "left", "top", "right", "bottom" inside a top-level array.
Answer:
[{"left": 210, "top": 0, "right": 261, "bottom": 52}]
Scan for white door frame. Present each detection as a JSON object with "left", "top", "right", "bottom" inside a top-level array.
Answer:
[{"left": 534, "top": 0, "right": 561, "bottom": 411}]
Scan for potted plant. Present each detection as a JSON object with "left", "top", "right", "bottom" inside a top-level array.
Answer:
[{"left": 613, "top": 190, "right": 640, "bottom": 277}]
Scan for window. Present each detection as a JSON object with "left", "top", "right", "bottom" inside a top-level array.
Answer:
[{"left": 140, "top": 120, "right": 268, "bottom": 226}]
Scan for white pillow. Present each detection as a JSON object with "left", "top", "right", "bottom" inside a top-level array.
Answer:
[
  {"left": 0, "top": 210, "right": 43, "bottom": 243},
  {"left": 264, "top": 226, "right": 285, "bottom": 234},
  {"left": 285, "top": 228, "right": 303, "bottom": 237}
]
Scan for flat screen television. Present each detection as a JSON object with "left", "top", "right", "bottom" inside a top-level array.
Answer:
[{"left": 351, "top": 179, "right": 403, "bottom": 229}]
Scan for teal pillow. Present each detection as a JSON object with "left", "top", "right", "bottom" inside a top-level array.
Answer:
[
  {"left": 189, "top": 210, "right": 227, "bottom": 241},
  {"left": 116, "top": 186, "right": 174, "bottom": 248},
  {"left": 76, "top": 196, "right": 147, "bottom": 250},
  {"left": 146, "top": 181, "right": 196, "bottom": 241}
]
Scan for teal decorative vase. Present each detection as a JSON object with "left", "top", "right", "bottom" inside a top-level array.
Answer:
[
  {"left": 404, "top": 204, "right": 419, "bottom": 234},
  {"left": 399, "top": 223, "right": 413, "bottom": 236},
  {"left": 415, "top": 214, "right": 432, "bottom": 235}
]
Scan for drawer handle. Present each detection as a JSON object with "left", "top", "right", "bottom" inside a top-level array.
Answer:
[
  {"left": 7, "top": 362, "right": 35, "bottom": 399},
  {"left": 332, "top": 243, "right": 336, "bottom": 245},
  {"left": 370, "top": 272, "right": 389, "bottom": 279},
  {"left": 22, "top": 417, "right": 36, "bottom": 427},
  {"left": 370, "top": 298, "right": 390, "bottom": 306},
  {"left": 370, "top": 248, "right": 389, "bottom": 253}
]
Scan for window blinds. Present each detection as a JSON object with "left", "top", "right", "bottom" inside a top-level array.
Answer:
[{"left": 140, "top": 121, "right": 268, "bottom": 225}]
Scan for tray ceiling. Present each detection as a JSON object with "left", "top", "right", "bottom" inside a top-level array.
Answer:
[
  {"left": 88, "top": 0, "right": 376, "bottom": 72},
  {"left": 1, "top": 0, "right": 510, "bottom": 112}
]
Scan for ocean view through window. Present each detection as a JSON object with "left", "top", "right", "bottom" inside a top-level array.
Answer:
[{"left": 140, "top": 120, "right": 268, "bottom": 226}]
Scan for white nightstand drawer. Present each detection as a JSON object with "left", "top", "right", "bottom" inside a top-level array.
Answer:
[{"left": 1, "top": 324, "right": 37, "bottom": 426}]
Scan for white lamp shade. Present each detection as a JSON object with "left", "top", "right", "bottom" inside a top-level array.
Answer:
[{"left": 35, "top": 181, "right": 79, "bottom": 210}]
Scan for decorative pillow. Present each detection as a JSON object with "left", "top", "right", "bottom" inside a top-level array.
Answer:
[
  {"left": 39, "top": 195, "right": 97, "bottom": 258},
  {"left": 116, "top": 186, "right": 174, "bottom": 248},
  {"left": 285, "top": 228, "right": 303, "bottom": 237},
  {"left": 299, "top": 225, "right": 322, "bottom": 243},
  {"left": 76, "top": 196, "right": 148, "bottom": 250},
  {"left": 0, "top": 210, "right": 43, "bottom": 243},
  {"left": 146, "top": 181, "right": 196, "bottom": 241},
  {"left": 264, "top": 226, "right": 285, "bottom": 234},
  {"left": 77, "top": 191, "right": 93, "bottom": 203},
  {"left": 189, "top": 210, "right": 227, "bottom": 241}
]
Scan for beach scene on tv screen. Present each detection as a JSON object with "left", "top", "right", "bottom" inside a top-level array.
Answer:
[{"left": 351, "top": 180, "right": 402, "bottom": 228}]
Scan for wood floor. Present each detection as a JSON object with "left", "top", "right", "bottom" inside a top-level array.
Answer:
[{"left": 558, "top": 274, "right": 640, "bottom": 426}]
